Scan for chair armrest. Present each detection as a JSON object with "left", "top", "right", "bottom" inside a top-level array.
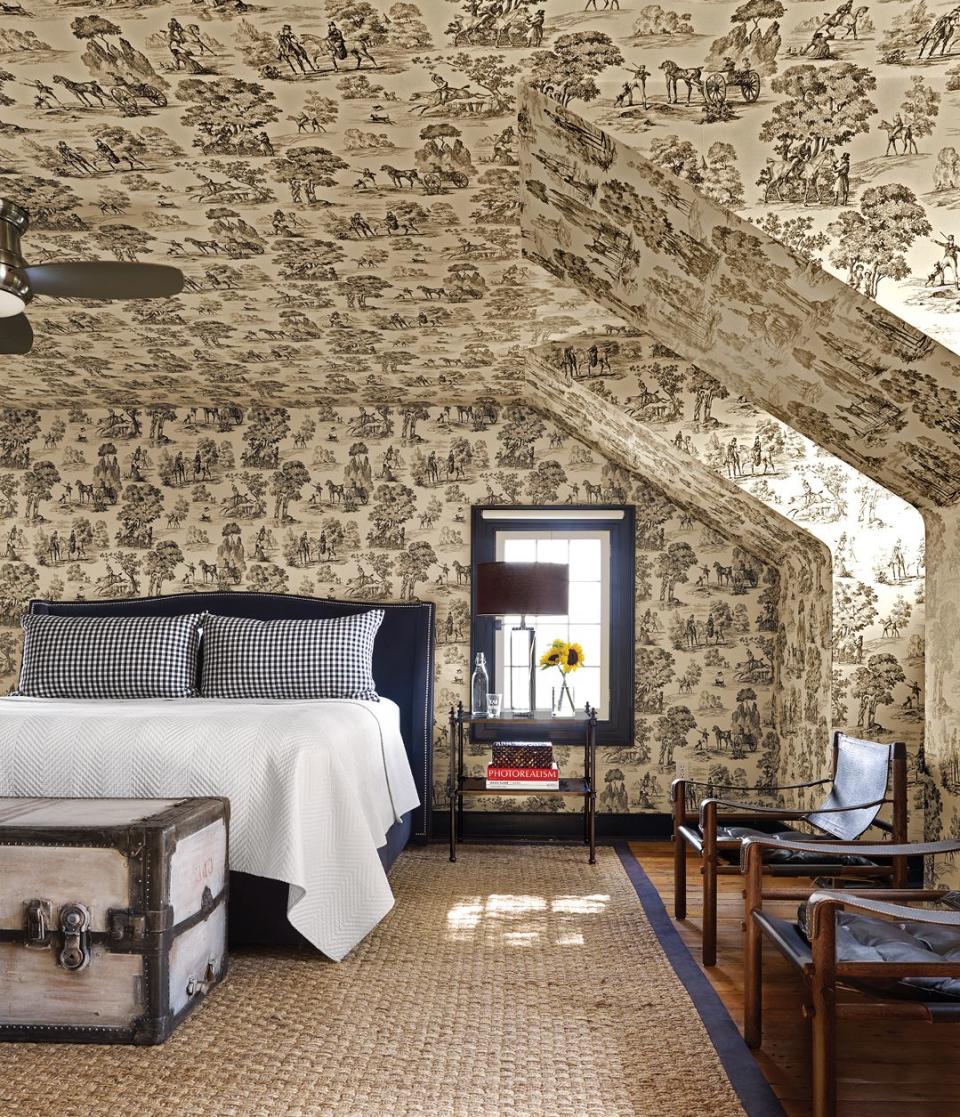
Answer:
[
  {"left": 808, "top": 889, "right": 960, "bottom": 928},
  {"left": 699, "top": 801, "right": 812, "bottom": 830},
  {"left": 687, "top": 778, "right": 829, "bottom": 794},
  {"left": 699, "top": 795, "right": 885, "bottom": 829},
  {"left": 741, "top": 836, "right": 960, "bottom": 867}
]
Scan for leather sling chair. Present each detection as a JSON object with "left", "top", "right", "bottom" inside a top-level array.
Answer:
[
  {"left": 742, "top": 835, "right": 960, "bottom": 1117},
  {"left": 671, "top": 733, "right": 908, "bottom": 965}
]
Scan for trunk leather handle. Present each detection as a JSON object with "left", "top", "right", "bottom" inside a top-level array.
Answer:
[{"left": 185, "top": 959, "right": 218, "bottom": 998}]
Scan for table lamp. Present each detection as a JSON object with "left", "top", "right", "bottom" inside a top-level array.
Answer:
[{"left": 475, "top": 561, "right": 569, "bottom": 716}]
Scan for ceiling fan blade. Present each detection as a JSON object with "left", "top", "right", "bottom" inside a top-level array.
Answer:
[
  {"left": 0, "top": 313, "right": 33, "bottom": 355},
  {"left": 24, "top": 262, "right": 185, "bottom": 300}
]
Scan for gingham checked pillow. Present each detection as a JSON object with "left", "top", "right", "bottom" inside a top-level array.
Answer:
[
  {"left": 199, "top": 610, "right": 384, "bottom": 700},
  {"left": 18, "top": 612, "right": 204, "bottom": 699}
]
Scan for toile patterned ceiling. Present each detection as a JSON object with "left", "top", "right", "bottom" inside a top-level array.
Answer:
[
  {"left": 0, "top": 0, "right": 549, "bottom": 405},
  {"left": 0, "top": 0, "right": 958, "bottom": 408}
]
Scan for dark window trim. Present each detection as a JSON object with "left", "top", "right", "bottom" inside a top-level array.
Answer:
[{"left": 470, "top": 504, "right": 635, "bottom": 746}]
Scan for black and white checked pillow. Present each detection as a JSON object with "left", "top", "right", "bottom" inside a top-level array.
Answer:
[
  {"left": 199, "top": 610, "right": 384, "bottom": 701},
  {"left": 18, "top": 613, "right": 204, "bottom": 699}
]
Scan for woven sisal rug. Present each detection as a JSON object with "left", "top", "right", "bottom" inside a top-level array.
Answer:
[{"left": 0, "top": 845, "right": 770, "bottom": 1117}]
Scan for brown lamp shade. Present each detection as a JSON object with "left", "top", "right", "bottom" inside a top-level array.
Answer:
[{"left": 475, "top": 561, "right": 569, "bottom": 617}]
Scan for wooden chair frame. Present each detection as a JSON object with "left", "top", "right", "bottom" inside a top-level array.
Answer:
[
  {"left": 672, "top": 735, "right": 908, "bottom": 965},
  {"left": 742, "top": 835, "right": 960, "bottom": 1117}
]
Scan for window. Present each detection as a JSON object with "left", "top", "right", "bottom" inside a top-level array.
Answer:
[
  {"left": 497, "top": 531, "right": 608, "bottom": 716},
  {"left": 471, "top": 506, "right": 635, "bottom": 745}
]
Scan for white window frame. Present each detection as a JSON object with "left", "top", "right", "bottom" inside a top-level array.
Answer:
[{"left": 492, "top": 528, "right": 611, "bottom": 719}]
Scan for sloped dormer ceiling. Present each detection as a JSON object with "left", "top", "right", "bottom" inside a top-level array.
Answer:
[{"left": 519, "top": 88, "right": 960, "bottom": 512}]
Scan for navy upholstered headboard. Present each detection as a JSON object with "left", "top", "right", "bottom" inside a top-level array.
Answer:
[{"left": 28, "top": 593, "right": 435, "bottom": 842}]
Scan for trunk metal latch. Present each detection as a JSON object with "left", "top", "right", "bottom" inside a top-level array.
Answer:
[
  {"left": 109, "top": 909, "right": 147, "bottom": 943},
  {"left": 24, "top": 899, "right": 52, "bottom": 949},
  {"left": 58, "top": 903, "right": 91, "bottom": 972}
]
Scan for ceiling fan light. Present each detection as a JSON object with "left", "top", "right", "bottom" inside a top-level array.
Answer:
[
  {"left": 0, "top": 265, "right": 29, "bottom": 318},
  {"left": 0, "top": 288, "right": 24, "bottom": 319}
]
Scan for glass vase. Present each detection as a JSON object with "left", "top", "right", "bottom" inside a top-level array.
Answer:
[{"left": 551, "top": 679, "right": 576, "bottom": 717}]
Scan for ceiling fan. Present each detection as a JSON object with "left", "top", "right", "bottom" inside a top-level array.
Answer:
[{"left": 0, "top": 198, "right": 185, "bottom": 355}]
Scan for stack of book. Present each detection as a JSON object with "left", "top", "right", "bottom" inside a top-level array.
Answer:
[{"left": 486, "top": 742, "right": 559, "bottom": 791}]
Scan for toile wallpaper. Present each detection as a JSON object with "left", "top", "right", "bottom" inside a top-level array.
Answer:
[
  {"left": 1, "top": 0, "right": 959, "bottom": 833},
  {"left": 518, "top": 90, "right": 960, "bottom": 848},
  {"left": 0, "top": 401, "right": 779, "bottom": 815},
  {"left": 532, "top": 333, "right": 927, "bottom": 779}
]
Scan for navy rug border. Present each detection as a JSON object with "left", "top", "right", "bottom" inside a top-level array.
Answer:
[{"left": 615, "top": 842, "right": 786, "bottom": 1117}]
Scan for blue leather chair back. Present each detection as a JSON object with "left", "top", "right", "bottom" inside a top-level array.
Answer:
[{"left": 808, "top": 733, "right": 893, "bottom": 841}]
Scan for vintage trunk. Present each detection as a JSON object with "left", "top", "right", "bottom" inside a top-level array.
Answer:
[{"left": 0, "top": 796, "right": 229, "bottom": 1045}]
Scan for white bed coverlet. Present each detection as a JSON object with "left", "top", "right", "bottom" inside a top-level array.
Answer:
[{"left": 0, "top": 696, "right": 419, "bottom": 961}]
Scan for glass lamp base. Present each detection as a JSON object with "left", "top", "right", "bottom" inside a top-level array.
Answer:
[{"left": 508, "top": 623, "right": 537, "bottom": 717}]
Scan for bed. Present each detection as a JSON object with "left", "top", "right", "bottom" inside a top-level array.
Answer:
[{"left": 0, "top": 593, "right": 435, "bottom": 961}]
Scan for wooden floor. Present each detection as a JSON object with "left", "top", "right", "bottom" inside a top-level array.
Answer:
[{"left": 630, "top": 841, "right": 960, "bottom": 1117}]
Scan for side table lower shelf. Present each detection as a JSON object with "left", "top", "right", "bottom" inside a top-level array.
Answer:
[{"left": 459, "top": 777, "right": 591, "bottom": 795}]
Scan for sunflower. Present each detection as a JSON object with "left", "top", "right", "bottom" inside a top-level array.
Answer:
[
  {"left": 539, "top": 638, "right": 567, "bottom": 669},
  {"left": 539, "top": 640, "right": 585, "bottom": 673},
  {"left": 562, "top": 643, "right": 584, "bottom": 674}
]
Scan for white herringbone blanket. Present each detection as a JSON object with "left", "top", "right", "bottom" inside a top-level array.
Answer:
[{"left": 0, "top": 696, "right": 419, "bottom": 961}]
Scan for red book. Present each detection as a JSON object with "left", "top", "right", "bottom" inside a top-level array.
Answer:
[{"left": 486, "top": 765, "right": 558, "bottom": 781}]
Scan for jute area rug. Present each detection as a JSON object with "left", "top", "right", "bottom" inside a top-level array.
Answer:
[{"left": 0, "top": 845, "right": 750, "bottom": 1117}]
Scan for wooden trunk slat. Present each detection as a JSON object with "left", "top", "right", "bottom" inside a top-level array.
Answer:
[
  {"left": 0, "top": 944, "right": 141, "bottom": 1028},
  {"left": 0, "top": 846, "right": 128, "bottom": 932},
  {"left": 169, "top": 817, "right": 228, "bottom": 927},
  {"left": 0, "top": 798, "right": 182, "bottom": 828},
  {"left": 168, "top": 906, "right": 227, "bottom": 1018}
]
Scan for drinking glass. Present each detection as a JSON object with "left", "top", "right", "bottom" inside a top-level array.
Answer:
[{"left": 487, "top": 693, "right": 503, "bottom": 718}]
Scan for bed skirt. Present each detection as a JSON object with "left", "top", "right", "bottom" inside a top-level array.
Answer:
[{"left": 228, "top": 811, "right": 414, "bottom": 949}]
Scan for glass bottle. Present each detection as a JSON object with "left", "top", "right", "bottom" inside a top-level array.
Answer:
[{"left": 471, "top": 652, "right": 489, "bottom": 717}]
